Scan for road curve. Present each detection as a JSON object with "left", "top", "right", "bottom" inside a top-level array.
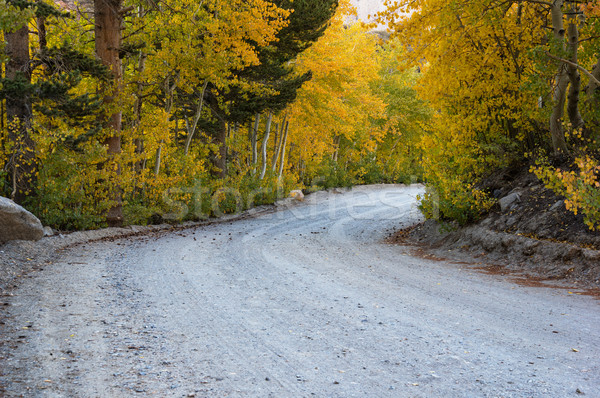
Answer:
[{"left": 1, "top": 185, "right": 599, "bottom": 397}]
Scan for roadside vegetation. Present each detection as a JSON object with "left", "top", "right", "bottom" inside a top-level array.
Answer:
[
  {"left": 1, "top": 0, "right": 599, "bottom": 232},
  {"left": 376, "top": 0, "right": 600, "bottom": 230}
]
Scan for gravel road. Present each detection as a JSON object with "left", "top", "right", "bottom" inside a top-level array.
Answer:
[{"left": 1, "top": 185, "right": 599, "bottom": 397}]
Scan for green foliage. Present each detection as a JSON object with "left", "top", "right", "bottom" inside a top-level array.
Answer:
[
  {"left": 123, "top": 201, "right": 163, "bottom": 226},
  {"left": 7, "top": 0, "right": 66, "bottom": 18},
  {"left": 308, "top": 160, "right": 355, "bottom": 190},
  {"left": 159, "top": 172, "right": 298, "bottom": 223},
  {"left": 32, "top": 146, "right": 110, "bottom": 230},
  {"left": 418, "top": 183, "right": 495, "bottom": 226}
]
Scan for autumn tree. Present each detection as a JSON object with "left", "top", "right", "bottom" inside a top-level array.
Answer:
[
  {"left": 287, "top": 0, "right": 386, "bottom": 184},
  {"left": 1, "top": 0, "right": 106, "bottom": 203},
  {"left": 204, "top": 0, "right": 338, "bottom": 179},
  {"left": 2, "top": 0, "right": 35, "bottom": 202},
  {"left": 376, "top": 0, "right": 600, "bottom": 223}
]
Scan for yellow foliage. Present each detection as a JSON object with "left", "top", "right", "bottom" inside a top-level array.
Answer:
[
  {"left": 287, "top": 0, "right": 386, "bottom": 176},
  {"left": 533, "top": 156, "right": 600, "bottom": 230}
]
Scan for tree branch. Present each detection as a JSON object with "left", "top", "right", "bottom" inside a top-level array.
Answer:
[
  {"left": 546, "top": 51, "right": 600, "bottom": 86},
  {"left": 521, "top": 0, "right": 553, "bottom": 6}
]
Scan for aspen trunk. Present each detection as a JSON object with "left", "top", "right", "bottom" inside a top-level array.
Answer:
[
  {"left": 95, "top": 0, "right": 124, "bottom": 226},
  {"left": 259, "top": 112, "right": 273, "bottom": 180},
  {"left": 278, "top": 121, "right": 289, "bottom": 180},
  {"left": 154, "top": 145, "right": 162, "bottom": 176},
  {"left": 332, "top": 135, "right": 341, "bottom": 162},
  {"left": 251, "top": 113, "right": 260, "bottom": 174},
  {"left": 566, "top": 11, "right": 584, "bottom": 131},
  {"left": 184, "top": 81, "right": 209, "bottom": 156},
  {"left": 270, "top": 122, "right": 279, "bottom": 171},
  {"left": 272, "top": 114, "right": 287, "bottom": 172},
  {"left": 548, "top": 0, "right": 569, "bottom": 154}
]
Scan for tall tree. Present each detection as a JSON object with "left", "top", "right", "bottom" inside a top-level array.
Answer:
[
  {"left": 287, "top": 1, "right": 386, "bottom": 176},
  {"left": 94, "top": 0, "right": 123, "bottom": 226},
  {"left": 3, "top": 0, "right": 34, "bottom": 202},
  {"left": 205, "top": 0, "right": 338, "bottom": 177}
]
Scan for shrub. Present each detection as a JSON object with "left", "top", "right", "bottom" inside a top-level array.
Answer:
[{"left": 532, "top": 155, "right": 600, "bottom": 230}]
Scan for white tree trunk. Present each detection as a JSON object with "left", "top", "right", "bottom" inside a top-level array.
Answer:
[
  {"left": 259, "top": 112, "right": 273, "bottom": 180},
  {"left": 272, "top": 114, "right": 287, "bottom": 172},
  {"left": 184, "top": 80, "right": 209, "bottom": 156},
  {"left": 278, "top": 121, "right": 289, "bottom": 180},
  {"left": 251, "top": 113, "right": 260, "bottom": 175}
]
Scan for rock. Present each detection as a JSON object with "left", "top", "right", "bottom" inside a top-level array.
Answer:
[
  {"left": 499, "top": 192, "right": 521, "bottom": 212},
  {"left": 0, "top": 196, "right": 44, "bottom": 243},
  {"left": 43, "top": 226, "right": 54, "bottom": 237},
  {"left": 290, "top": 190, "right": 304, "bottom": 201},
  {"left": 549, "top": 200, "right": 564, "bottom": 212}
]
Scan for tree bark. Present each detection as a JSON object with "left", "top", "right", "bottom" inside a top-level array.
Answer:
[
  {"left": 251, "top": 113, "right": 260, "bottom": 174},
  {"left": 278, "top": 121, "right": 289, "bottom": 180},
  {"left": 184, "top": 81, "right": 209, "bottom": 156},
  {"left": 272, "top": 114, "right": 287, "bottom": 172},
  {"left": 549, "top": 0, "right": 569, "bottom": 154},
  {"left": 332, "top": 135, "right": 341, "bottom": 162},
  {"left": 270, "top": 122, "right": 279, "bottom": 171},
  {"left": 154, "top": 145, "right": 162, "bottom": 176},
  {"left": 95, "top": 0, "right": 124, "bottom": 226},
  {"left": 259, "top": 111, "right": 273, "bottom": 180},
  {"left": 566, "top": 10, "right": 584, "bottom": 131},
  {"left": 5, "top": 25, "right": 35, "bottom": 203}
]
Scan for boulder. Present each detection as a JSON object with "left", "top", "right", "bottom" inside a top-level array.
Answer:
[
  {"left": 289, "top": 190, "right": 305, "bottom": 201},
  {"left": 499, "top": 191, "right": 521, "bottom": 212},
  {"left": 0, "top": 196, "right": 44, "bottom": 243}
]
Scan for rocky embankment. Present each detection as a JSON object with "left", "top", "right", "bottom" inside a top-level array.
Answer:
[{"left": 394, "top": 166, "right": 600, "bottom": 289}]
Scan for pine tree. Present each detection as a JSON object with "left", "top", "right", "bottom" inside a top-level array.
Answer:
[{"left": 200, "top": 0, "right": 338, "bottom": 177}]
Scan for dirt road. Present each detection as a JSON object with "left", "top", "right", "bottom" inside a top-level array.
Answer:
[{"left": 1, "top": 185, "right": 599, "bottom": 397}]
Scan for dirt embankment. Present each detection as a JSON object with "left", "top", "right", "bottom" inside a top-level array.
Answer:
[{"left": 391, "top": 164, "right": 600, "bottom": 290}]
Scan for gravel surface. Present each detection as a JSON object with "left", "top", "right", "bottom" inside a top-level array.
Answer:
[{"left": 1, "top": 185, "right": 599, "bottom": 397}]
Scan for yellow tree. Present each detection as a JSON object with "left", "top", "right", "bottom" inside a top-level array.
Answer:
[
  {"left": 287, "top": 0, "right": 386, "bottom": 183},
  {"left": 375, "top": 0, "right": 548, "bottom": 222},
  {"left": 377, "top": 0, "right": 600, "bottom": 223},
  {"left": 124, "top": 0, "right": 290, "bottom": 180}
]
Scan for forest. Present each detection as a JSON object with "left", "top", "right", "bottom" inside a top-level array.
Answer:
[{"left": 1, "top": 0, "right": 599, "bottom": 231}]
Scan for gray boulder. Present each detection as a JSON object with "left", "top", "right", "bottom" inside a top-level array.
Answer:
[
  {"left": 499, "top": 192, "right": 521, "bottom": 212},
  {"left": 0, "top": 196, "right": 44, "bottom": 243}
]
